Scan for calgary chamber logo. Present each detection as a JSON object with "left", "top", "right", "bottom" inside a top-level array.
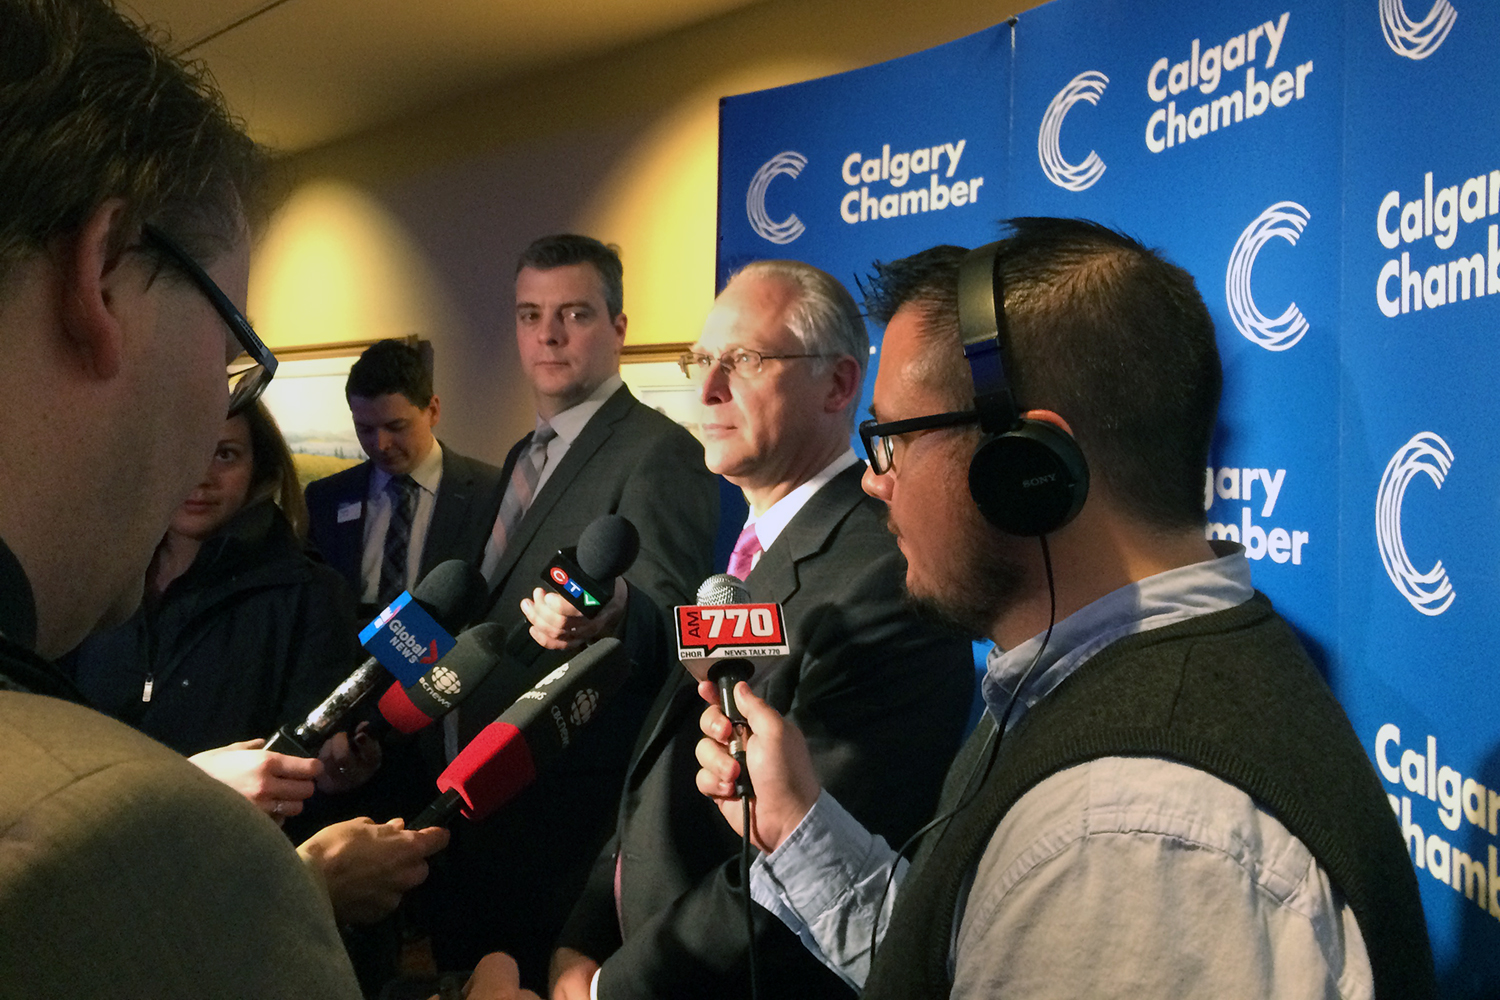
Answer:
[
  {"left": 1376, "top": 431, "right": 1455, "bottom": 615},
  {"left": 746, "top": 151, "right": 807, "bottom": 245},
  {"left": 1225, "top": 201, "right": 1312, "bottom": 351},
  {"left": 1380, "top": 0, "right": 1457, "bottom": 60},
  {"left": 1039, "top": 70, "right": 1109, "bottom": 192}
]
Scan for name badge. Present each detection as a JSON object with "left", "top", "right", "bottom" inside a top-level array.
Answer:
[{"left": 337, "top": 501, "right": 362, "bottom": 523}]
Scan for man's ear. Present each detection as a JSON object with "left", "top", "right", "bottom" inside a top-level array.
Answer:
[
  {"left": 825, "top": 355, "right": 862, "bottom": 414},
  {"left": 55, "top": 199, "right": 136, "bottom": 381}
]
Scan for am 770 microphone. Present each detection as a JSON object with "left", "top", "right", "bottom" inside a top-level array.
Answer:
[
  {"left": 410, "top": 636, "right": 630, "bottom": 829},
  {"left": 675, "top": 573, "right": 788, "bottom": 798}
]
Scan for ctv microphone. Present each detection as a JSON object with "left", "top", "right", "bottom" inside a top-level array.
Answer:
[
  {"left": 506, "top": 514, "right": 641, "bottom": 665},
  {"left": 263, "top": 560, "right": 489, "bottom": 756},
  {"left": 372, "top": 622, "right": 508, "bottom": 736},
  {"left": 674, "top": 574, "right": 789, "bottom": 798},
  {"left": 411, "top": 637, "right": 630, "bottom": 829}
]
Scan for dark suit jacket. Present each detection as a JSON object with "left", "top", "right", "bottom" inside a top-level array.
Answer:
[
  {"left": 304, "top": 443, "right": 505, "bottom": 603},
  {"left": 420, "top": 385, "right": 720, "bottom": 984},
  {"left": 555, "top": 463, "right": 977, "bottom": 1000}
]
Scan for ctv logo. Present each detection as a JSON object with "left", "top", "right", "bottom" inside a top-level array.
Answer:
[
  {"left": 1226, "top": 201, "right": 1311, "bottom": 352},
  {"left": 1376, "top": 431, "right": 1455, "bottom": 616},
  {"left": 1380, "top": 0, "right": 1457, "bottom": 60},
  {"left": 746, "top": 151, "right": 806, "bottom": 245},
  {"left": 1039, "top": 70, "right": 1108, "bottom": 192}
]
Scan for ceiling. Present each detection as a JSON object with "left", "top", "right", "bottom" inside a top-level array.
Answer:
[{"left": 121, "top": 0, "right": 768, "bottom": 154}]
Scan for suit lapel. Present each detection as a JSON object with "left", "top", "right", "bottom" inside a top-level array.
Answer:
[
  {"left": 420, "top": 447, "right": 471, "bottom": 577},
  {"left": 484, "top": 386, "right": 635, "bottom": 592},
  {"left": 623, "top": 463, "right": 871, "bottom": 788}
]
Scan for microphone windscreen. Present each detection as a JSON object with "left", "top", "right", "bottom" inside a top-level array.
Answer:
[
  {"left": 380, "top": 622, "right": 508, "bottom": 733},
  {"left": 577, "top": 515, "right": 640, "bottom": 581},
  {"left": 696, "top": 573, "right": 750, "bottom": 606},
  {"left": 412, "top": 560, "right": 489, "bottom": 631},
  {"left": 437, "top": 722, "right": 536, "bottom": 820}
]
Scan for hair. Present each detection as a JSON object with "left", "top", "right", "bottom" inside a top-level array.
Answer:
[
  {"left": 240, "top": 400, "right": 309, "bottom": 539},
  {"left": 0, "top": 0, "right": 269, "bottom": 286},
  {"left": 863, "top": 218, "right": 1222, "bottom": 531},
  {"left": 345, "top": 339, "right": 433, "bottom": 407},
  {"left": 734, "top": 259, "right": 870, "bottom": 386},
  {"left": 516, "top": 234, "right": 625, "bottom": 318}
]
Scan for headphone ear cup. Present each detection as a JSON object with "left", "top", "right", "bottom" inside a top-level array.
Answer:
[{"left": 968, "top": 419, "right": 1089, "bottom": 536}]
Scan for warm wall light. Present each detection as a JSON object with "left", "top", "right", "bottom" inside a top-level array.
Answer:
[{"left": 249, "top": 179, "right": 459, "bottom": 349}]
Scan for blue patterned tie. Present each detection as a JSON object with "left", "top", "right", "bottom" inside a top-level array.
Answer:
[{"left": 377, "top": 474, "right": 419, "bottom": 606}]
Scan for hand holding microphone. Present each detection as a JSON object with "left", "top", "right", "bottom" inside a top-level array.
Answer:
[
  {"left": 693, "top": 680, "right": 822, "bottom": 855},
  {"left": 515, "top": 514, "right": 639, "bottom": 659}
]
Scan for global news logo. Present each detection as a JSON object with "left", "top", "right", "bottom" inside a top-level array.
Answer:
[
  {"left": 747, "top": 151, "right": 807, "bottom": 245},
  {"left": 1380, "top": 0, "right": 1457, "bottom": 60},
  {"left": 1226, "top": 201, "right": 1311, "bottom": 352},
  {"left": 1039, "top": 70, "right": 1109, "bottom": 192}
]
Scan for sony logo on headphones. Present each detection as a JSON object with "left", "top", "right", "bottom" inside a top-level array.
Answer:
[{"left": 1022, "top": 473, "right": 1058, "bottom": 488}]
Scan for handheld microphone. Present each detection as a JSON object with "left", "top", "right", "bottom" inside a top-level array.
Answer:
[
  {"left": 411, "top": 637, "right": 631, "bottom": 829},
  {"left": 372, "top": 622, "right": 508, "bottom": 736},
  {"left": 675, "top": 574, "right": 789, "bottom": 798},
  {"left": 263, "top": 560, "right": 489, "bottom": 756},
  {"left": 505, "top": 514, "right": 641, "bottom": 665}
]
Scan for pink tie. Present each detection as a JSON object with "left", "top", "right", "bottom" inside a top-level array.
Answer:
[{"left": 727, "top": 524, "right": 761, "bottom": 581}]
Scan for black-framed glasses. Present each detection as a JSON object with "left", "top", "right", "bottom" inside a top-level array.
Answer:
[
  {"left": 141, "top": 224, "right": 277, "bottom": 416},
  {"left": 860, "top": 411, "right": 979, "bottom": 475},
  {"left": 677, "top": 348, "right": 830, "bottom": 381}
]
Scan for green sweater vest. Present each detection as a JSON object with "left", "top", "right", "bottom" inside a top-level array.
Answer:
[{"left": 862, "top": 594, "right": 1435, "bottom": 1000}]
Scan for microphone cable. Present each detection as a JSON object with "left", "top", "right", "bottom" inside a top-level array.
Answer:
[
  {"left": 742, "top": 794, "right": 760, "bottom": 1000},
  {"left": 871, "top": 533, "right": 1057, "bottom": 948}
]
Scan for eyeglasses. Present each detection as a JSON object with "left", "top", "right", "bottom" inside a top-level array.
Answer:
[
  {"left": 860, "top": 411, "right": 979, "bottom": 475},
  {"left": 141, "top": 224, "right": 277, "bottom": 416},
  {"left": 677, "top": 348, "right": 830, "bottom": 381}
]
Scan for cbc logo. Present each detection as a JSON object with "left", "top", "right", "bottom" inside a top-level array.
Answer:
[
  {"left": 1226, "top": 201, "right": 1311, "bottom": 352},
  {"left": 1380, "top": 0, "right": 1457, "bottom": 61},
  {"left": 1376, "top": 431, "right": 1455, "bottom": 616},
  {"left": 426, "top": 666, "right": 461, "bottom": 697},
  {"left": 569, "top": 688, "right": 600, "bottom": 726},
  {"left": 537, "top": 664, "right": 570, "bottom": 687},
  {"left": 1038, "top": 70, "right": 1108, "bottom": 192},
  {"left": 746, "top": 151, "right": 807, "bottom": 244}
]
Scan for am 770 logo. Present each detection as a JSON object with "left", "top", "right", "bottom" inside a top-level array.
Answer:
[{"left": 675, "top": 603, "right": 790, "bottom": 658}]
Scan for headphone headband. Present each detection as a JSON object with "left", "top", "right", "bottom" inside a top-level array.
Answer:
[{"left": 957, "top": 242, "right": 1020, "bottom": 435}]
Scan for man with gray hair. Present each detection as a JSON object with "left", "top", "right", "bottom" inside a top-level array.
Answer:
[{"left": 530, "top": 260, "right": 976, "bottom": 1000}]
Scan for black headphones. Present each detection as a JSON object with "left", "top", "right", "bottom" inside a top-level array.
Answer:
[{"left": 956, "top": 241, "right": 1089, "bottom": 536}]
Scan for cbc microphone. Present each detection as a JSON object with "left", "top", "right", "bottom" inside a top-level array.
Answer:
[
  {"left": 411, "top": 637, "right": 631, "bottom": 829},
  {"left": 674, "top": 574, "right": 789, "bottom": 797},
  {"left": 506, "top": 514, "right": 641, "bottom": 666},
  {"left": 372, "top": 622, "right": 508, "bottom": 736},
  {"left": 263, "top": 560, "right": 489, "bottom": 756}
]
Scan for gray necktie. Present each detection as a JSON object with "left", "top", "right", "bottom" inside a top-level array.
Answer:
[{"left": 481, "top": 420, "right": 558, "bottom": 586}]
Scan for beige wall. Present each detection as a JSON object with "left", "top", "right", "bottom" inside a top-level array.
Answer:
[{"left": 253, "top": 0, "right": 1029, "bottom": 463}]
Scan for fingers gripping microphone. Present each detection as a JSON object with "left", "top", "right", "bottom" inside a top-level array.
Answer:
[
  {"left": 411, "top": 637, "right": 631, "bottom": 829},
  {"left": 506, "top": 514, "right": 641, "bottom": 665},
  {"left": 373, "top": 622, "right": 507, "bottom": 736},
  {"left": 675, "top": 574, "right": 789, "bottom": 799},
  {"left": 263, "top": 560, "right": 489, "bottom": 756}
]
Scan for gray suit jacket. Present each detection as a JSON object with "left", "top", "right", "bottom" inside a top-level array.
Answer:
[{"left": 419, "top": 384, "right": 720, "bottom": 985}]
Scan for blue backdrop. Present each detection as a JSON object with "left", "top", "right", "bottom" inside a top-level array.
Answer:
[{"left": 717, "top": 0, "right": 1498, "bottom": 990}]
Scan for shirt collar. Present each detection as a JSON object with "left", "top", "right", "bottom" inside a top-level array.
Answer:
[
  {"left": 370, "top": 438, "right": 444, "bottom": 496},
  {"left": 547, "top": 373, "right": 624, "bottom": 446},
  {"left": 745, "top": 449, "right": 860, "bottom": 553},
  {"left": 983, "top": 540, "right": 1254, "bottom": 730}
]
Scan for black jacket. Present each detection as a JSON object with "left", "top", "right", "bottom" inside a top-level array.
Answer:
[{"left": 62, "top": 501, "right": 359, "bottom": 755}]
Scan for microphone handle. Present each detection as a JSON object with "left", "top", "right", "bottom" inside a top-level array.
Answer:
[
  {"left": 708, "top": 660, "right": 755, "bottom": 799},
  {"left": 262, "top": 725, "right": 315, "bottom": 758},
  {"left": 411, "top": 789, "right": 464, "bottom": 830}
]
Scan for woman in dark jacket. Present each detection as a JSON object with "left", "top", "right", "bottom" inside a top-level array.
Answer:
[{"left": 65, "top": 401, "right": 358, "bottom": 757}]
